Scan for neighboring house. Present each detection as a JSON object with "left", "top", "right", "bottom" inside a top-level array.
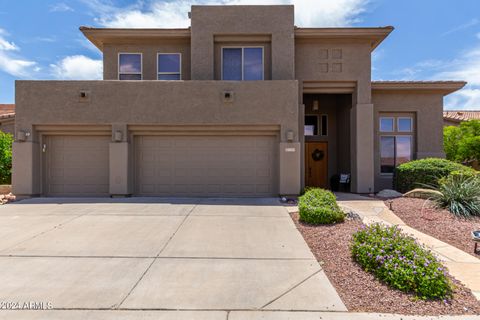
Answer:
[
  {"left": 443, "top": 110, "right": 480, "bottom": 126},
  {"left": 0, "top": 104, "right": 15, "bottom": 135},
  {"left": 12, "top": 5, "right": 465, "bottom": 197}
]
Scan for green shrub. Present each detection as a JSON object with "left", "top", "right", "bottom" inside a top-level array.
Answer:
[
  {"left": 430, "top": 173, "right": 480, "bottom": 218},
  {"left": 352, "top": 224, "right": 452, "bottom": 300},
  {"left": 394, "top": 158, "right": 475, "bottom": 193},
  {"left": 0, "top": 131, "right": 13, "bottom": 184},
  {"left": 298, "top": 188, "right": 345, "bottom": 224},
  {"left": 444, "top": 120, "right": 480, "bottom": 163}
]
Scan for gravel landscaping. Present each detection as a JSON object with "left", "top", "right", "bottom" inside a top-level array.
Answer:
[
  {"left": 387, "top": 197, "right": 480, "bottom": 257},
  {"left": 290, "top": 212, "right": 480, "bottom": 315}
]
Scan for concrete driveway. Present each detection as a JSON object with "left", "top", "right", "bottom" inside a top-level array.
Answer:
[{"left": 0, "top": 197, "right": 345, "bottom": 319}]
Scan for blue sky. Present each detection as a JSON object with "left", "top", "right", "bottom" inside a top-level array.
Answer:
[{"left": 0, "top": 0, "right": 479, "bottom": 109}]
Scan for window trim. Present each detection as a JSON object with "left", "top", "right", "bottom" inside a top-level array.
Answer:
[
  {"left": 221, "top": 46, "right": 264, "bottom": 81},
  {"left": 379, "top": 134, "right": 413, "bottom": 176},
  {"left": 118, "top": 52, "right": 143, "bottom": 80},
  {"left": 379, "top": 116, "right": 395, "bottom": 132},
  {"left": 397, "top": 116, "right": 413, "bottom": 132},
  {"left": 157, "top": 52, "right": 182, "bottom": 80}
]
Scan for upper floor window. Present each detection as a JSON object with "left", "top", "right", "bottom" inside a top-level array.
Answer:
[
  {"left": 118, "top": 53, "right": 142, "bottom": 80},
  {"left": 222, "top": 47, "right": 263, "bottom": 81},
  {"left": 158, "top": 53, "right": 181, "bottom": 80}
]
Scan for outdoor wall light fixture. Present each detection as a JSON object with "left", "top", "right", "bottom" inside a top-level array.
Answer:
[
  {"left": 286, "top": 130, "right": 294, "bottom": 142},
  {"left": 17, "top": 130, "right": 28, "bottom": 142},
  {"left": 313, "top": 100, "right": 319, "bottom": 111},
  {"left": 114, "top": 130, "right": 123, "bottom": 142}
]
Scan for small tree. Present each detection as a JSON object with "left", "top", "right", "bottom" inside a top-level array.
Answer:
[
  {"left": 0, "top": 131, "right": 13, "bottom": 184},
  {"left": 444, "top": 120, "right": 480, "bottom": 163}
]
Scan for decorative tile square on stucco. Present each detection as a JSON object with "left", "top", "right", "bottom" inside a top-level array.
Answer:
[
  {"left": 319, "top": 63, "right": 328, "bottom": 73},
  {"left": 331, "top": 49, "right": 342, "bottom": 59},
  {"left": 332, "top": 63, "right": 342, "bottom": 73},
  {"left": 319, "top": 49, "right": 328, "bottom": 60}
]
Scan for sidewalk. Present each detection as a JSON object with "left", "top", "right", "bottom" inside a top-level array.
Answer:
[{"left": 335, "top": 193, "right": 480, "bottom": 301}]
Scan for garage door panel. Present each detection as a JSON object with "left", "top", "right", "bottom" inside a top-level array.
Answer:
[
  {"left": 45, "top": 135, "right": 110, "bottom": 196},
  {"left": 135, "top": 135, "right": 278, "bottom": 197}
]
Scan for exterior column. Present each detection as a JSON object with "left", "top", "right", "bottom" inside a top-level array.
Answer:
[
  {"left": 279, "top": 142, "right": 301, "bottom": 195},
  {"left": 109, "top": 142, "right": 131, "bottom": 196},
  {"left": 351, "top": 103, "right": 375, "bottom": 193},
  {"left": 12, "top": 141, "right": 40, "bottom": 196}
]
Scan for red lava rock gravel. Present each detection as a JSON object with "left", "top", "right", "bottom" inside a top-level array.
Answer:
[
  {"left": 290, "top": 212, "right": 480, "bottom": 315},
  {"left": 388, "top": 197, "right": 480, "bottom": 257}
]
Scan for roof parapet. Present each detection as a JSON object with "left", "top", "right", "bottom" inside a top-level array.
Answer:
[
  {"left": 372, "top": 81, "right": 466, "bottom": 95},
  {"left": 294, "top": 26, "right": 394, "bottom": 50},
  {"left": 80, "top": 26, "right": 191, "bottom": 51}
]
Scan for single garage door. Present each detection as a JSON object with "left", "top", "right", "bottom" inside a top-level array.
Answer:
[
  {"left": 135, "top": 135, "right": 278, "bottom": 197},
  {"left": 44, "top": 135, "right": 110, "bottom": 196}
]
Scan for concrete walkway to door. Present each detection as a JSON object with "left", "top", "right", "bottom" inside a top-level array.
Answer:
[{"left": 0, "top": 197, "right": 345, "bottom": 318}]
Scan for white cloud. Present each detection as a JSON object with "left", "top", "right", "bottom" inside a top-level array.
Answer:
[
  {"left": 0, "top": 28, "right": 17, "bottom": 51},
  {"left": 0, "top": 52, "right": 37, "bottom": 77},
  {"left": 432, "top": 48, "right": 480, "bottom": 110},
  {"left": 83, "top": 0, "right": 370, "bottom": 28},
  {"left": 50, "top": 3, "right": 74, "bottom": 12},
  {"left": 0, "top": 29, "right": 37, "bottom": 77},
  {"left": 50, "top": 55, "right": 102, "bottom": 80},
  {"left": 441, "top": 18, "right": 479, "bottom": 36}
]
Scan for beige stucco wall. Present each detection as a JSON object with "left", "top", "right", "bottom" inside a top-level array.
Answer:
[
  {"left": 295, "top": 40, "right": 372, "bottom": 103},
  {"left": 372, "top": 90, "right": 445, "bottom": 191},
  {"left": 296, "top": 40, "right": 374, "bottom": 192},
  {"left": 190, "top": 5, "right": 295, "bottom": 80},
  {"left": 14, "top": 80, "right": 300, "bottom": 196},
  {"left": 103, "top": 40, "right": 191, "bottom": 80}
]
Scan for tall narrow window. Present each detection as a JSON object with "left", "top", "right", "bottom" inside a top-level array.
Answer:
[
  {"left": 320, "top": 115, "right": 328, "bottom": 136},
  {"left": 118, "top": 53, "right": 142, "bottom": 80},
  {"left": 158, "top": 53, "right": 181, "bottom": 80},
  {"left": 222, "top": 47, "right": 263, "bottom": 80}
]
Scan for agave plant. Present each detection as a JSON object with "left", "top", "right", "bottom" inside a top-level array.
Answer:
[
  {"left": 412, "top": 173, "right": 480, "bottom": 218},
  {"left": 434, "top": 174, "right": 480, "bottom": 217}
]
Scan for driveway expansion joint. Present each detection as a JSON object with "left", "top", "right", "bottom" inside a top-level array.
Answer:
[
  {"left": 116, "top": 203, "right": 198, "bottom": 309},
  {"left": 260, "top": 269, "right": 322, "bottom": 309}
]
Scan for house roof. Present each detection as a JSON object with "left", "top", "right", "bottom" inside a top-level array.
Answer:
[
  {"left": 294, "top": 26, "right": 394, "bottom": 50},
  {"left": 0, "top": 104, "right": 15, "bottom": 120},
  {"left": 80, "top": 27, "right": 192, "bottom": 50},
  {"left": 80, "top": 26, "right": 394, "bottom": 51},
  {"left": 371, "top": 81, "right": 466, "bottom": 95},
  {"left": 443, "top": 110, "right": 480, "bottom": 123}
]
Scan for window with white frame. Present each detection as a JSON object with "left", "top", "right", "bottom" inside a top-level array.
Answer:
[
  {"left": 379, "top": 115, "right": 414, "bottom": 174},
  {"left": 157, "top": 53, "right": 181, "bottom": 80},
  {"left": 222, "top": 47, "right": 263, "bottom": 80},
  {"left": 118, "top": 53, "right": 142, "bottom": 80}
]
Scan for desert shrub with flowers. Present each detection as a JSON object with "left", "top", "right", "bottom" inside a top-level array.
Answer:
[{"left": 352, "top": 223, "right": 452, "bottom": 300}]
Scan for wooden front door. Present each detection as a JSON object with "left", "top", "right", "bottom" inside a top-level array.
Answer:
[{"left": 305, "top": 142, "right": 328, "bottom": 188}]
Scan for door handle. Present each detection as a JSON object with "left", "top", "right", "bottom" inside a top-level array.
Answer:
[{"left": 308, "top": 167, "right": 312, "bottom": 178}]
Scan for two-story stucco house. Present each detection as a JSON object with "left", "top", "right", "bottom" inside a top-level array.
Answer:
[{"left": 12, "top": 5, "right": 465, "bottom": 197}]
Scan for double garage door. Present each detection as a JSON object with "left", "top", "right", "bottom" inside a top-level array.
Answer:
[{"left": 44, "top": 134, "right": 278, "bottom": 197}]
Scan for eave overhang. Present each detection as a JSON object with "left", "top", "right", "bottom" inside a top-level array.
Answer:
[
  {"left": 294, "top": 26, "right": 394, "bottom": 50},
  {"left": 372, "top": 81, "right": 467, "bottom": 95},
  {"left": 80, "top": 26, "right": 191, "bottom": 51}
]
